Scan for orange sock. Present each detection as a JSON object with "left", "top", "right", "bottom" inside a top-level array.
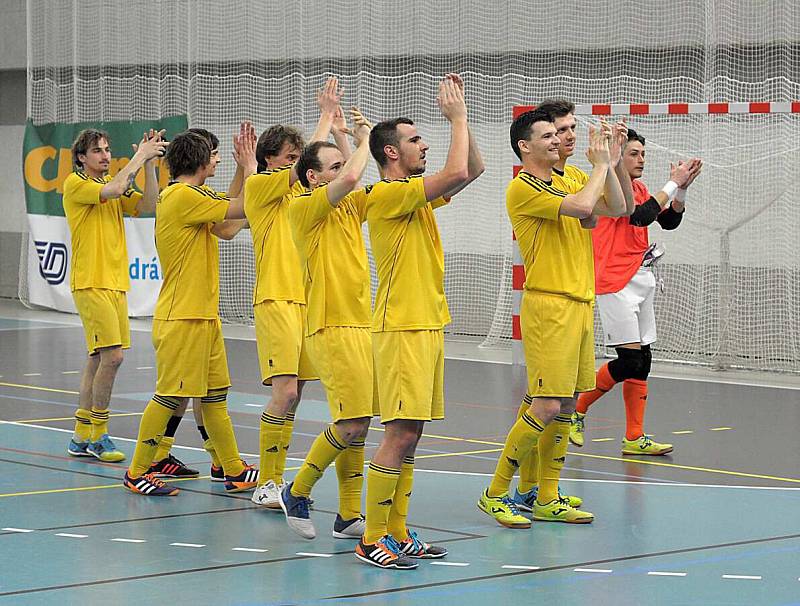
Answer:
[
  {"left": 623, "top": 379, "right": 648, "bottom": 440},
  {"left": 576, "top": 363, "right": 617, "bottom": 414}
]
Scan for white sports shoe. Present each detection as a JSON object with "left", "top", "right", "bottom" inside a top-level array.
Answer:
[
  {"left": 251, "top": 479, "right": 281, "bottom": 509},
  {"left": 332, "top": 514, "right": 366, "bottom": 539}
]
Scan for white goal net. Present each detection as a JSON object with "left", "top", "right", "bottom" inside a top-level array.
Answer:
[{"left": 24, "top": 0, "right": 800, "bottom": 371}]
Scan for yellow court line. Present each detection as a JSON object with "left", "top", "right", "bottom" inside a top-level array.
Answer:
[
  {"left": 0, "top": 381, "right": 79, "bottom": 395},
  {"left": 569, "top": 451, "right": 800, "bottom": 485},
  {"left": 370, "top": 425, "right": 800, "bottom": 486},
  {"left": 415, "top": 447, "right": 502, "bottom": 460},
  {"left": 0, "top": 475, "right": 210, "bottom": 499},
  {"left": 3, "top": 412, "right": 144, "bottom": 424}
]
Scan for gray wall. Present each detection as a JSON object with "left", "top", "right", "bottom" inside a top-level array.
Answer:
[{"left": 0, "top": 0, "right": 27, "bottom": 298}]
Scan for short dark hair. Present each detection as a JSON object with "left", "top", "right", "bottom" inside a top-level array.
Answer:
[
  {"left": 509, "top": 108, "right": 553, "bottom": 160},
  {"left": 256, "top": 125, "right": 305, "bottom": 171},
  {"left": 71, "top": 128, "right": 110, "bottom": 168},
  {"left": 295, "top": 141, "right": 340, "bottom": 188},
  {"left": 535, "top": 98, "right": 576, "bottom": 121},
  {"left": 187, "top": 127, "right": 219, "bottom": 151},
  {"left": 165, "top": 131, "right": 211, "bottom": 178},
  {"left": 369, "top": 118, "right": 414, "bottom": 167},
  {"left": 627, "top": 128, "right": 646, "bottom": 146}
]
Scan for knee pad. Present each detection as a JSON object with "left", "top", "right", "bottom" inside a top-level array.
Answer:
[
  {"left": 608, "top": 348, "right": 646, "bottom": 381},
  {"left": 636, "top": 345, "right": 652, "bottom": 380}
]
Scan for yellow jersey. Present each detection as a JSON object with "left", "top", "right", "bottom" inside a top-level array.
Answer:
[
  {"left": 556, "top": 164, "right": 589, "bottom": 188},
  {"left": 288, "top": 185, "right": 371, "bottom": 336},
  {"left": 244, "top": 167, "right": 307, "bottom": 305},
  {"left": 153, "top": 182, "right": 228, "bottom": 320},
  {"left": 507, "top": 170, "right": 594, "bottom": 302},
  {"left": 366, "top": 176, "right": 450, "bottom": 332},
  {"left": 62, "top": 171, "right": 141, "bottom": 292}
]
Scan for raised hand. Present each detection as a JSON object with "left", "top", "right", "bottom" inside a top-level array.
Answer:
[
  {"left": 233, "top": 121, "right": 257, "bottom": 173},
  {"left": 669, "top": 159, "right": 695, "bottom": 188},
  {"left": 609, "top": 119, "right": 628, "bottom": 166},
  {"left": 445, "top": 72, "right": 465, "bottom": 93},
  {"left": 585, "top": 123, "right": 611, "bottom": 167},
  {"left": 436, "top": 77, "right": 467, "bottom": 122},
  {"left": 132, "top": 129, "right": 168, "bottom": 161},
  {"left": 683, "top": 157, "right": 703, "bottom": 188},
  {"left": 332, "top": 105, "right": 351, "bottom": 136},
  {"left": 317, "top": 76, "right": 343, "bottom": 115},
  {"left": 350, "top": 107, "right": 372, "bottom": 146}
]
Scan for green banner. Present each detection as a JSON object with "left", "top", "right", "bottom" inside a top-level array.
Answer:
[{"left": 23, "top": 115, "right": 188, "bottom": 217}]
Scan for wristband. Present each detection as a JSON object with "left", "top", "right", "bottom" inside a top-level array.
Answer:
[
  {"left": 674, "top": 187, "right": 687, "bottom": 203},
  {"left": 660, "top": 180, "right": 679, "bottom": 200}
]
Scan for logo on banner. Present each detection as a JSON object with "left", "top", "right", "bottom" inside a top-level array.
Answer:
[{"left": 34, "top": 240, "right": 68, "bottom": 285}]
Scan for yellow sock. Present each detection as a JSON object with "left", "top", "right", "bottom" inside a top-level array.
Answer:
[
  {"left": 336, "top": 439, "right": 365, "bottom": 521},
  {"left": 258, "top": 412, "right": 285, "bottom": 486},
  {"left": 364, "top": 462, "right": 401, "bottom": 544},
  {"left": 292, "top": 425, "right": 347, "bottom": 498},
  {"left": 537, "top": 414, "right": 571, "bottom": 504},
  {"left": 200, "top": 390, "right": 245, "bottom": 477},
  {"left": 515, "top": 396, "right": 539, "bottom": 494},
  {"left": 152, "top": 436, "right": 175, "bottom": 463},
  {"left": 275, "top": 411, "right": 295, "bottom": 484},
  {"left": 387, "top": 456, "right": 414, "bottom": 541},
  {"left": 73, "top": 408, "right": 92, "bottom": 442},
  {"left": 89, "top": 407, "right": 110, "bottom": 441},
  {"left": 203, "top": 439, "right": 221, "bottom": 467},
  {"left": 488, "top": 410, "right": 545, "bottom": 497},
  {"left": 127, "top": 395, "right": 177, "bottom": 477}
]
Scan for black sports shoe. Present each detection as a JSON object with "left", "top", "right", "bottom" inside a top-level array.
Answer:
[
  {"left": 355, "top": 535, "right": 418, "bottom": 569},
  {"left": 397, "top": 529, "right": 448, "bottom": 559},
  {"left": 147, "top": 454, "right": 199, "bottom": 478}
]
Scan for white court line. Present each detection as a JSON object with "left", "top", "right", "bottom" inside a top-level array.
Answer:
[
  {"left": 722, "top": 574, "right": 761, "bottom": 580},
  {"left": 502, "top": 565, "right": 541, "bottom": 571},
  {"left": 170, "top": 542, "right": 206, "bottom": 548},
  {"left": 136, "top": 366, "right": 153, "bottom": 370},
  {"left": 55, "top": 533, "right": 88, "bottom": 538},
  {"left": 296, "top": 552, "right": 332, "bottom": 558},
  {"left": 22, "top": 373, "right": 42, "bottom": 377},
  {"left": 232, "top": 547, "right": 269, "bottom": 553},
  {"left": 2, "top": 421, "right": 799, "bottom": 491},
  {"left": 710, "top": 427, "right": 734, "bottom": 431},
  {"left": 244, "top": 404, "right": 263, "bottom": 408},
  {"left": 672, "top": 430, "right": 694, "bottom": 435},
  {"left": 574, "top": 568, "right": 612, "bottom": 573},
  {"left": 61, "top": 371, "right": 79, "bottom": 375},
  {"left": 111, "top": 538, "right": 146, "bottom": 543},
  {"left": 649, "top": 372, "right": 800, "bottom": 391},
  {"left": 3, "top": 527, "right": 35, "bottom": 533},
  {"left": 430, "top": 561, "right": 470, "bottom": 567},
  {"left": 591, "top": 438, "right": 615, "bottom": 442},
  {"left": 648, "top": 571, "right": 687, "bottom": 577}
]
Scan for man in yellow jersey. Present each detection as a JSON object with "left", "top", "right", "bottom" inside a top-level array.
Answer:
[
  {"left": 145, "top": 125, "right": 254, "bottom": 481},
  {"left": 278, "top": 108, "right": 375, "bottom": 540},
  {"left": 356, "top": 74, "right": 484, "bottom": 570},
  {"left": 123, "top": 130, "right": 259, "bottom": 496},
  {"left": 478, "top": 107, "right": 628, "bottom": 528},
  {"left": 510, "top": 99, "right": 635, "bottom": 513},
  {"left": 64, "top": 128, "right": 167, "bottom": 462},
  {"left": 247, "top": 78, "right": 343, "bottom": 509}
]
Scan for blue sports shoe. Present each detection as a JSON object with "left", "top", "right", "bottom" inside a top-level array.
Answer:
[
  {"left": 513, "top": 485, "right": 583, "bottom": 511},
  {"left": 67, "top": 438, "right": 91, "bottom": 457},
  {"left": 87, "top": 434, "right": 126, "bottom": 462},
  {"left": 278, "top": 482, "right": 315, "bottom": 539}
]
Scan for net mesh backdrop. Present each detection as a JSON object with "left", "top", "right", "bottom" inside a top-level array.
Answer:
[{"left": 23, "top": 0, "right": 800, "bottom": 370}]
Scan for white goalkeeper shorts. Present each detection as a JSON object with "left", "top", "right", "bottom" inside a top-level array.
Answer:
[{"left": 596, "top": 267, "right": 657, "bottom": 347}]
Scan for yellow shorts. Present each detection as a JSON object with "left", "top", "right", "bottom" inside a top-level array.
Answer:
[
  {"left": 305, "top": 327, "right": 378, "bottom": 422},
  {"left": 254, "top": 300, "right": 317, "bottom": 384},
  {"left": 152, "top": 318, "right": 231, "bottom": 397},
  {"left": 521, "top": 291, "right": 596, "bottom": 398},
  {"left": 373, "top": 329, "right": 444, "bottom": 424},
  {"left": 72, "top": 288, "right": 130, "bottom": 354}
]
